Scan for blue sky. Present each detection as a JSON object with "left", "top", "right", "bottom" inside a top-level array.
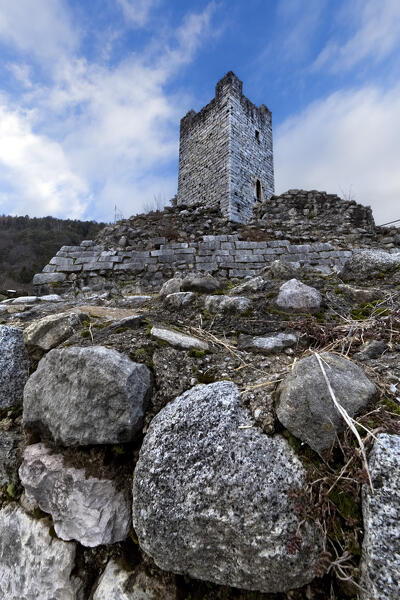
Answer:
[{"left": 0, "top": 0, "right": 399, "bottom": 225}]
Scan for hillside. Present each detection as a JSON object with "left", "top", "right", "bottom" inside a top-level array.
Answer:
[{"left": 0, "top": 215, "right": 105, "bottom": 292}]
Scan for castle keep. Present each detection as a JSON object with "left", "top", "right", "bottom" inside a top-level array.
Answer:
[{"left": 177, "top": 71, "right": 274, "bottom": 223}]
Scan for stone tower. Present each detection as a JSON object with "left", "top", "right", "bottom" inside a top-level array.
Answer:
[{"left": 177, "top": 71, "right": 274, "bottom": 223}]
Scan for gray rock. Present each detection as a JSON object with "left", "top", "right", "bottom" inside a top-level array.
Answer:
[
  {"left": 159, "top": 277, "right": 182, "bottom": 298},
  {"left": 268, "top": 259, "right": 301, "bottom": 279},
  {"left": 39, "top": 294, "right": 63, "bottom": 302},
  {"left": 353, "top": 340, "right": 388, "bottom": 361},
  {"left": 23, "top": 346, "right": 151, "bottom": 446},
  {"left": 122, "top": 295, "right": 152, "bottom": 307},
  {"left": 341, "top": 250, "right": 400, "bottom": 281},
  {"left": 0, "top": 429, "right": 22, "bottom": 487},
  {"left": 182, "top": 274, "right": 222, "bottom": 293},
  {"left": 19, "top": 443, "right": 131, "bottom": 547},
  {"left": 163, "top": 292, "right": 196, "bottom": 308},
  {"left": 239, "top": 332, "right": 297, "bottom": 355},
  {"left": 276, "top": 279, "right": 322, "bottom": 312},
  {"left": 11, "top": 296, "right": 39, "bottom": 304},
  {"left": 132, "top": 381, "right": 322, "bottom": 593},
  {"left": 150, "top": 326, "right": 208, "bottom": 351},
  {"left": 32, "top": 272, "right": 66, "bottom": 285},
  {"left": 23, "top": 311, "right": 88, "bottom": 352},
  {"left": 360, "top": 434, "right": 400, "bottom": 600},
  {"left": 0, "top": 326, "right": 29, "bottom": 409},
  {"left": 92, "top": 560, "right": 177, "bottom": 600},
  {"left": 204, "top": 295, "right": 251, "bottom": 314},
  {"left": 228, "top": 276, "right": 265, "bottom": 295},
  {"left": 276, "top": 352, "right": 376, "bottom": 455},
  {"left": 0, "top": 504, "right": 77, "bottom": 599}
]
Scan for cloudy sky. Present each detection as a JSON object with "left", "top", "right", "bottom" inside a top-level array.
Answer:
[{"left": 0, "top": 0, "right": 399, "bottom": 225}]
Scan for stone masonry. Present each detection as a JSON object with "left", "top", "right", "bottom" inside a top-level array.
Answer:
[{"left": 177, "top": 72, "right": 274, "bottom": 223}]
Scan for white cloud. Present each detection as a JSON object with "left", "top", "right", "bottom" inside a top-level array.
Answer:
[
  {"left": 0, "top": 0, "right": 78, "bottom": 66},
  {"left": 0, "top": 102, "right": 90, "bottom": 218},
  {"left": 116, "top": 0, "right": 159, "bottom": 27},
  {"left": 314, "top": 0, "right": 400, "bottom": 72},
  {"left": 275, "top": 85, "right": 400, "bottom": 225},
  {"left": 0, "top": 2, "right": 216, "bottom": 220}
]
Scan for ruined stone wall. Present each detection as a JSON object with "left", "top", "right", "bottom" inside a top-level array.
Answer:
[{"left": 177, "top": 72, "right": 274, "bottom": 223}]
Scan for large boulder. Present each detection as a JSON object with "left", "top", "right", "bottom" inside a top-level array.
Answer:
[
  {"left": 0, "top": 504, "right": 77, "bottom": 599},
  {"left": 276, "top": 353, "right": 376, "bottom": 455},
  {"left": 275, "top": 279, "right": 322, "bottom": 312},
  {"left": 0, "top": 325, "right": 29, "bottom": 409},
  {"left": 23, "top": 311, "right": 87, "bottom": 353},
  {"left": 132, "top": 381, "right": 322, "bottom": 593},
  {"left": 23, "top": 346, "right": 151, "bottom": 446},
  {"left": 92, "top": 560, "right": 177, "bottom": 600},
  {"left": 19, "top": 443, "right": 131, "bottom": 547},
  {"left": 341, "top": 250, "right": 400, "bottom": 282},
  {"left": 159, "top": 277, "right": 182, "bottom": 298},
  {"left": 360, "top": 434, "right": 400, "bottom": 600}
]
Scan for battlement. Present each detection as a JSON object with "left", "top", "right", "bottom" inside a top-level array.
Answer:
[{"left": 177, "top": 72, "right": 274, "bottom": 223}]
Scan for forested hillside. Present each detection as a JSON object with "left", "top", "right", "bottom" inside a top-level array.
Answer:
[{"left": 0, "top": 215, "right": 105, "bottom": 291}]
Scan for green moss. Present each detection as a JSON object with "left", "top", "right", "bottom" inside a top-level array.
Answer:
[
  {"left": 333, "top": 287, "right": 344, "bottom": 296},
  {"left": 189, "top": 349, "right": 209, "bottom": 358},
  {"left": 49, "top": 281, "right": 61, "bottom": 288},
  {"left": 329, "top": 489, "right": 361, "bottom": 521},
  {"left": 350, "top": 299, "right": 387, "bottom": 320},
  {"left": 114, "top": 327, "right": 128, "bottom": 334},
  {"left": 112, "top": 445, "right": 125, "bottom": 456},
  {"left": 133, "top": 348, "right": 147, "bottom": 361},
  {"left": 6, "top": 483, "right": 16, "bottom": 498},
  {"left": 381, "top": 397, "right": 400, "bottom": 415},
  {"left": 81, "top": 329, "right": 90, "bottom": 338}
]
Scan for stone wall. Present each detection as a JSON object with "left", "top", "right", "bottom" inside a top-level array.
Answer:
[
  {"left": 32, "top": 235, "right": 366, "bottom": 295},
  {"left": 177, "top": 72, "right": 274, "bottom": 223}
]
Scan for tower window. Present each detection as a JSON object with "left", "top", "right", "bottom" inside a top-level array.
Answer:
[
  {"left": 256, "top": 179, "right": 262, "bottom": 202},
  {"left": 255, "top": 130, "right": 260, "bottom": 142}
]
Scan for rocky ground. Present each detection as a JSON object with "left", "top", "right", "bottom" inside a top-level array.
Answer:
[{"left": 0, "top": 248, "right": 399, "bottom": 599}]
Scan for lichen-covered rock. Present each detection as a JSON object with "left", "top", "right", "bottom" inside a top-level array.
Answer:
[
  {"left": 0, "top": 504, "right": 77, "bottom": 599},
  {"left": 204, "top": 295, "right": 251, "bottom": 313},
  {"left": 0, "top": 325, "right": 29, "bottom": 409},
  {"left": 360, "top": 434, "right": 400, "bottom": 600},
  {"left": 23, "top": 346, "right": 151, "bottom": 446},
  {"left": 238, "top": 332, "right": 297, "bottom": 355},
  {"left": 0, "top": 429, "right": 22, "bottom": 487},
  {"left": 92, "top": 560, "right": 177, "bottom": 600},
  {"left": 159, "top": 277, "right": 182, "bottom": 298},
  {"left": 276, "top": 352, "right": 376, "bottom": 455},
  {"left": 19, "top": 443, "right": 131, "bottom": 547},
  {"left": 268, "top": 259, "right": 301, "bottom": 280},
  {"left": 132, "top": 381, "right": 322, "bottom": 593},
  {"left": 23, "top": 311, "right": 87, "bottom": 352},
  {"left": 228, "top": 275, "right": 265, "bottom": 295},
  {"left": 150, "top": 326, "right": 208, "bottom": 351},
  {"left": 163, "top": 292, "right": 196, "bottom": 308},
  {"left": 341, "top": 250, "right": 400, "bottom": 281},
  {"left": 182, "top": 274, "right": 222, "bottom": 293},
  {"left": 275, "top": 279, "right": 322, "bottom": 312}
]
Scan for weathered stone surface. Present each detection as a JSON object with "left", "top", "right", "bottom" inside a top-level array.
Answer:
[
  {"left": 228, "top": 275, "right": 265, "bottom": 295},
  {"left": 159, "top": 277, "right": 182, "bottom": 298},
  {"left": 164, "top": 292, "right": 196, "bottom": 308},
  {"left": 0, "top": 325, "right": 29, "bottom": 409},
  {"left": 276, "top": 352, "right": 376, "bottom": 455},
  {"left": 182, "top": 274, "right": 222, "bottom": 293},
  {"left": 0, "top": 504, "right": 77, "bottom": 599},
  {"left": 92, "top": 560, "right": 177, "bottom": 600},
  {"left": 268, "top": 259, "right": 300, "bottom": 280},
  {"left": 353, "top": 340, "right": 388, "bottom": 361},
  {"left": 32, "top": 272, "right": 67, "bottom": 285},
  {"left": 150, "top": 326, "right": 208, "bottom": 351},
  {"left": 132, "top": 381, "right": 322, "bottom": 593},
  {"left": 360, "top": 434, "right": 400, "bottom": 600},
  {"left": 0, "top": 429, "right": 22, "bottom": 487},
  {"left": 39, "top": 294, "right": 63, "bottom": 302},
  {"left": 23, "top": 311, "right": 88, "bottom": 352},
  {"left": 19, "top": 443, "right": 131, "bottom": 547},
  {"left": 204, "top": 295, "right": 251, "bottom": 313},
  {"left": 11, "top": 296, "right": 39, "bottom": 304},
  {"left": 276, "top": 278, "right": 322, "bottom": 312},
  {"left": 238, "top": 332, "right": 297, "bottom": 355},
  {"left": 122, "top": 295, "right": 152, "bottom": 307},
  {"left": 341, "top": 250, "right": 400, "bottom": 281},
  {"left": 23, "top": 346, "right": 151, "bottom": 446}
]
